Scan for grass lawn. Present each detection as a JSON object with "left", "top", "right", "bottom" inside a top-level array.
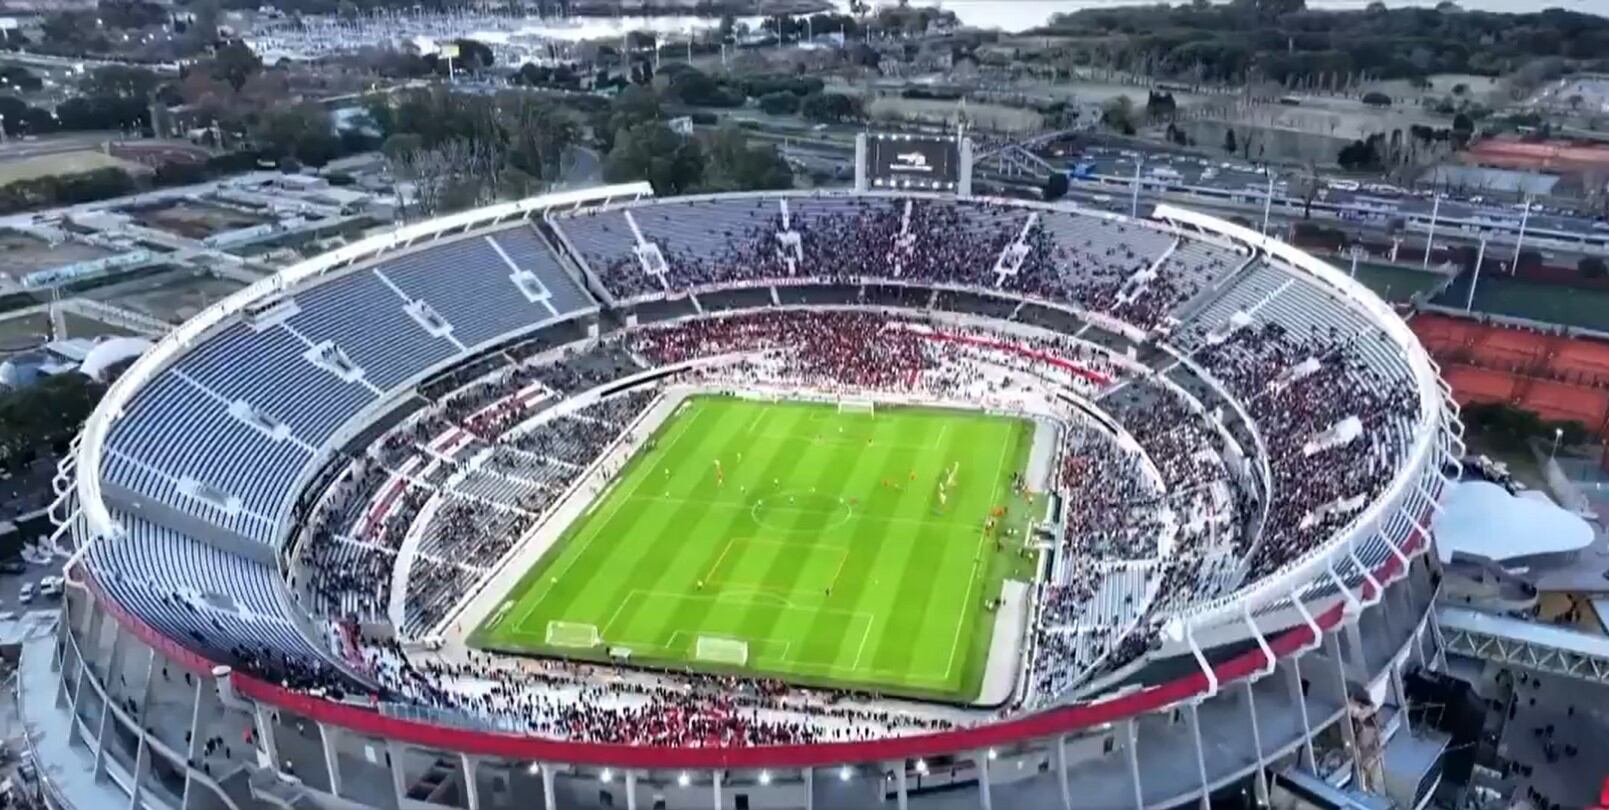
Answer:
[{"left": 471, "top": 395, "right": 1042, "bottom": 703}]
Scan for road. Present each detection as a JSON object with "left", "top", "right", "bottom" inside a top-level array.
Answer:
[{"left": 1062, "top": 146, "right": 1609, "bottom": 243}]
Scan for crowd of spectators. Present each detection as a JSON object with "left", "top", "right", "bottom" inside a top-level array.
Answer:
[
  {"left": 552, "top": 194, "right": 1241, "bottom": 333},
  {"left": 278, "top": 282, "right": 1421, "bottom": 744},
  {"left": 1192, "top": 321, "right": 1418, "bottom": 581}
]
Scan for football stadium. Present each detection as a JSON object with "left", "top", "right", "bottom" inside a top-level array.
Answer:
[{"left": 46, "top": 136, "right": 1460, "bottom": 810}]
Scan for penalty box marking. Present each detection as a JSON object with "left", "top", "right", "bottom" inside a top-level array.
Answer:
[
  {"left": 595, "top": 588, "right": 876, "bottom": 669},
  {"left": 503, "top": 401, "right": 709, "bottom": 634}
]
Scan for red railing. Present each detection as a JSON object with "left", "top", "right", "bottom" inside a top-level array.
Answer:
[{"left": 76, "top": 524, "right": 1427, "bottom": 770}]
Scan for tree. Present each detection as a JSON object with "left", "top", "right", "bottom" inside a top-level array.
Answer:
[
  {"left": 0, "top": 66, "right": 42, "bottom": 93},
  {"left": 662, "top": 65, "right": 742, "bottom": 107},
  {"left": 0, "top": 373, "right": 105, "bottom": 469},
  {"left": 1101, "top": 96, "right": 1136, "bottom": 134},
  {"left": 253, "top": 103, "right": 340, "bottom": 166},
  {"left": 55, "top": 94, "right": 149, "bottom": 131},
  {"left": 799, "top": 92, "right": 862, "bottom": 124},
  {"left": 1145, "top": 90, "right": 1176, "bottom": 117},
  {"left": 1223, "top": 128, "right": 1238, "bottom": 154},
  {"left": 1581, "top": 256, "right": 1608, "bottom": 279},
  {"left": 185, "top": 0, "right": 220, "bottom": 55},
  {"left": 205, "top": 40, "right": 263, "bottom": 92},
  {"left": 451, "top": 39, "right": 495, "bottom": 72},
  {"left": 1043, "top": 171, "right": 1070, "bottom": 201},
  {"left": 701, "top": 124, "right": 792, "bottom": 191},
  {"left": 1338, "top": 137, "right": 1381, "bottom": 170},
  {"left": 757, "top": 91, "right": 801, "bottom": 116},
  {"left": 604, "top": 122, "right": 704, "bottom": 195},
  {"left": 1362, "top": 91, "right": 1393, "bottom": 107},
  {"left": 80, "top": 65, "right": 162, "bottom": 98}
]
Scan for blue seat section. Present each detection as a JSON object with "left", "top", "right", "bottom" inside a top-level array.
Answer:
[
  {"left": 377, "top": 226, "right": 592, "bottom": 349},
  {"left": 90, "top": 514, "right": 322, "bottom": 664},
  {"left": 175, "top": 323, "right": 373, "bottom": 442},
  {"left": 286, "top": 269, "right": 457, "bottom": 389},
  {"left": 104, "top": 373, "right": 311, "bottom": 545},
  {"left": 487, "top": 226, "right": 594, "bottom": 315}
]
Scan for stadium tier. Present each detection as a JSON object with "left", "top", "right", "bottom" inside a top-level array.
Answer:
[{"left": 50, "top": 186, "right": 1460, "bottom": 810}]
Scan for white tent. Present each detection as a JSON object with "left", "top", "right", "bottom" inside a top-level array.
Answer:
[
  {"left": 80, "top": 337, "right": 153, "bottom": 382},
  {"left": 1432, "top": 479, "right": 1593, "bottom": 564}
]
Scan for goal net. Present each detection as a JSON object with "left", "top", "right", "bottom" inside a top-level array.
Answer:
[
  {"left": 545, "top": 621, "right": 601, "bottom": 648},
  {"left": 694, "top": 635, "right": 749, "bottom": 666},
  {"left": 837, "top": 399, "right": 876, "bottom": 416}
]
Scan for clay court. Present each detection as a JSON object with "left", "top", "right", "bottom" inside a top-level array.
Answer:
[
  {"left": 1412, "top": 312, "right": 1609, "bottom": 433},
  {"left": 1463, "top": 137, "right": 1609, "bottom": 172}
]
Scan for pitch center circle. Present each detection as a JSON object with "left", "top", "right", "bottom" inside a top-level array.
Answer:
[{"left": 749, "top": 490, "right": 853, "bottom": 533}]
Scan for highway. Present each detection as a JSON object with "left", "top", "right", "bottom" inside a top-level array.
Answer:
[{"left": 1062, "top": 147, "right": 1609, "bottom": 251}]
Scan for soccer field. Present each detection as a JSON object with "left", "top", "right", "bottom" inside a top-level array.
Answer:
[{"left": 471, "top": 395, "right": 1042, "bottom": 702}]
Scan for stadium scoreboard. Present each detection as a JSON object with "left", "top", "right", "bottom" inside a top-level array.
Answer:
[{"left": 856, "top": 132, "right": 973, "bottom": 195}]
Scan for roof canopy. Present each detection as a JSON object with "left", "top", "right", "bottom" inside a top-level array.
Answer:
[{"left": 1433, "top": 479, "right": 1593, "bottom": 564}]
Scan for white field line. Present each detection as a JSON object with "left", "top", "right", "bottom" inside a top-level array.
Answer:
[
  {"left": 941, "top": 424, "right": 1018, "bottom": 682},
  {"left": 508, "top": 404, "right": 706, "bottom": 633}
]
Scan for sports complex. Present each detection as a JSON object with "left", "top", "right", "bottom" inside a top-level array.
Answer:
[{"left": 46, "top": 135, "right": 1460, "bottom": 810}]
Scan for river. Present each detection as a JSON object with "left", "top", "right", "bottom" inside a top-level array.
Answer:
[
  {"left": 506, "top": 0, "right": 1600, "bottom": 42},
  {"left": 822, "top": 0, "right": 1605, "bottom": 31}
]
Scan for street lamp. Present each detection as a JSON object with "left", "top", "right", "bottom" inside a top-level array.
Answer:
[{"left": 1551, "top": 426, "right": 1564, "bottom": 460}]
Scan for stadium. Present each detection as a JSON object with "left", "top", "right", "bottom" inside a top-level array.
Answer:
[{"left": 46, "top": 137, "right": 1460, "bottom": 810}]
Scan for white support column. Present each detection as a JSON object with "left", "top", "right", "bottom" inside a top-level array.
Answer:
[
  {"left": 461, "top": 755, "right": 480, "bottom": 810},
  {"left": 803, "top": 767, "right": 813, "bottom": 810},
  {"left": 1391, "top": 662, "right": 1412, "bottom": 737},
  {"left": 541, "top": 763, "right": 558, "bottom": 810},
  {"left": 318, "top": 722, "right": 343, "bottom": 798},
  {"left": 1055, "top": 736, "right": 1072, "bottom": 810},
  {"left": 92, "top": 684, "right": 113, "bottom": 782},
  {"left": 387, "top": 742, "right": 408, "bottom": 808},
  {"left": 1124, "top": 718, "right": 1144, "bottom": 810},
  {"left": 181, "top": 662, "right": 209, "bottom": 809},
  {"left": 1186, "top": 702, "right": 1210, "bottom": 810},
  {"left": 52, "top": 606, "right": 71, "bottom": 674},
  {"left": 895, "top": 762, "right": 909, "bottom": 810},
  {"left": 976, "top": 750, "right": 993, "bottom": 810},
  {"left": 64, "top": 656, "right": 86, "bottom": 748},
  {"left": 1326, "top": 633, "right": 1364, "bottom": 787},
  {"left": 1244, "top": 680, "right": 1270, "bottom": 805},
  {"left": 626, "top": 770, "right": 639, "bottom": 810},
  {"left": 127, "top": 736, "right": 149, "bottom": 810},
  {"left": 1288, "top": 654, "right": 1317, "bottom": 771},
  {"left": 711, "top": 768, "right": 722, "bottom": 810},
  {"left": 253, "top": 705, "right": 280, "bottom": 768}
]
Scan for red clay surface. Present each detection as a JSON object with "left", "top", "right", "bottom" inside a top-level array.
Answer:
[
  {"left": 1463, "top": 137, "right": 1609, "bottom": 171},
  {"left": 1412, "top": 312, "right": 1609, "bottom": 434}
]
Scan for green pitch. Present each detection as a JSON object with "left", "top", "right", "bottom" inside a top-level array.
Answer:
[{"left": 471, "top": 395, "right": 1041, "bottom": 703}]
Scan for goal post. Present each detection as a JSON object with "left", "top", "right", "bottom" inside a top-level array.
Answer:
[
  {"left": 545, "top": 620, "right": 601, "bottom": 649},
  {"left": 837, "top": 399, "right": 876, "bottom": 416},
  {"left": 694, "top": 635, "right": 749, "bottom": 666}
]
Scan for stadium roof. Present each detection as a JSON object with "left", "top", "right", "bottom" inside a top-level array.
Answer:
[{"left": 1432, "top": 480, "right": 1593, "bottom": 564}]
